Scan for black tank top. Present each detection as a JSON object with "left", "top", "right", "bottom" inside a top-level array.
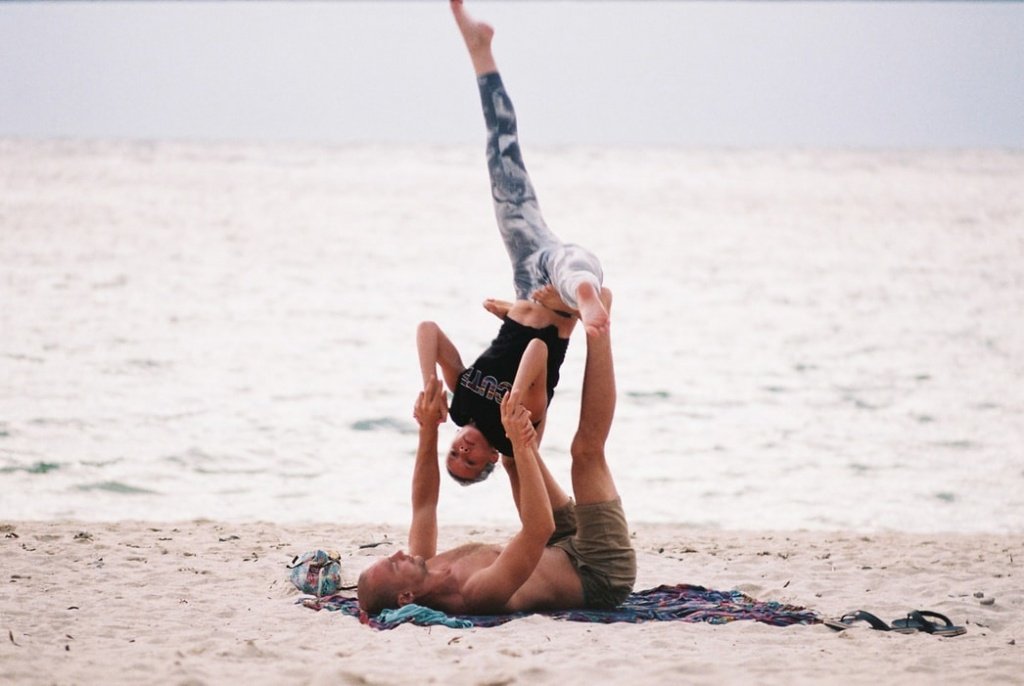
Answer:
[{"left": 450, "top": 318, "right": 569, "bottom": 456}]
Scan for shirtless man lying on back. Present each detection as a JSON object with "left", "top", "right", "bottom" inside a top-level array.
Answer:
[{"left": 358, "top": 283, "right": 634, "bottom": 615}]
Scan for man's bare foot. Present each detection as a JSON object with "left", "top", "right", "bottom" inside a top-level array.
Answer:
[
  {"left": 483, "top": 298, "right": 512, "bottom": 320},
  {"left": 530, "top": 284, "right": 578, "bottom": 319},
  {"left": 578, "top": 283, "right": 612, "bottom": 338},
  {"left": 450, "top": 0, "right": 497, "bottom": 76}
]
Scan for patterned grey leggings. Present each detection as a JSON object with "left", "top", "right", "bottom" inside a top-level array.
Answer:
[{"left": 478, "top": 72, "right": 603, "bottom": 311}]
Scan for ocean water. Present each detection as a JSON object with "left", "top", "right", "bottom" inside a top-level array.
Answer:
[{"left": 1, "top": 139, "right": 1022, "bottom": 533}]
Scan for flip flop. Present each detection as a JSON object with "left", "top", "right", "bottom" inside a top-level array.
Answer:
[
  {"left": 824, "top": 610, "right": 917, "bottom": 634},
  {"left": 891, "top": 610, "right": 967, "bottom": 637}
]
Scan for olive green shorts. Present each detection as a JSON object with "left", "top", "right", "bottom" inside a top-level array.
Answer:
[{"left": 549, "top": 498, "right": 636, "bottom": 609}]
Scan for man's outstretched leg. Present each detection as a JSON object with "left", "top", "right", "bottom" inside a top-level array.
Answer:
[
  {"left": 551, "top": 288, "right": 634, "bottom": 608},
  {"left": 570, "top": 288, "right": 619, "bottom": 504}
]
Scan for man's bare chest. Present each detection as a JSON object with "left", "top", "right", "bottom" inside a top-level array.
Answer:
[{"left": 437, "top": 542, "right": 501, "bottom": 578}]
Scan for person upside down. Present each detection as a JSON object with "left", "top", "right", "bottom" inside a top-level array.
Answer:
[
  {"left": 358, "top": 1, "right": 634, "bottom": 616},
  {"left": 416, "top": 0, "right": 612, "bottom": 485}
]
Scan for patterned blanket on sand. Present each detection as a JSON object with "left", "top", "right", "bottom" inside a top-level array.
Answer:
[{"left": 300, "top": 584, "right": 822, "bottom": 631}]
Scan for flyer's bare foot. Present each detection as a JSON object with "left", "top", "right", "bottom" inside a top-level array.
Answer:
[
  {"left": 579, "top": 283, "right": 611, "bottom": 338},
  {"left": 530, "top": 284, "right": 578, "bottom": 319},
  {"left": 450, "top": 0, "right": 497, "bottom": 76},
  {"left": 483, "top": 298, "right": 512, "bottom": 320}
]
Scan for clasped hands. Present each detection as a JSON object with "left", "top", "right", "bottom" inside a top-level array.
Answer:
[
  {"left": 413, "top": 377, "right": 536, "bottom": 448},
  {"left": 500, "top": 389, "right": 537, "bottom": 449},
  {"left": 413, "top": 376, "right": 448, "bottom": 427}
]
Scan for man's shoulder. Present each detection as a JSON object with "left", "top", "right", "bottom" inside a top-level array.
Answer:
[{"left": 427, "top": 543, "right": 505, "bottom": 614}]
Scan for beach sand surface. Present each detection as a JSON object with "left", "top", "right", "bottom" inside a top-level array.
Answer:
[{"left": 1, "top": 520, "right": 1019, "bottom": 685}]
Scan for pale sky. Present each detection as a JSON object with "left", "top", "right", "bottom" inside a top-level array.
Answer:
[{"left": 1, "top": 1, "right": 1022, "bottom": 147}]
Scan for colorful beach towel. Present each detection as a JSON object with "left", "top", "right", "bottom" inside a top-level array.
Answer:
[{"left": 301, "top": 584, "right": 821, "bottom": 630}]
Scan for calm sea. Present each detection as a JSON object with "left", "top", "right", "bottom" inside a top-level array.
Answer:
[{"left": 1, "top": 139, "right": 1022, "bottom": 533}]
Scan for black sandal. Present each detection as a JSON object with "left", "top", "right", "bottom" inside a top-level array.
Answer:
[
  {"left": 891, "top": 610, "right": 966, "bottom": 637},
  {"left": 825, "top": 610, "right": 918, "bottom": 634}
]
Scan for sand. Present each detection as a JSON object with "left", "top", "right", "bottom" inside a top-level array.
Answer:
[{"left": 1, "top": 520, "right": 1019, "bottom": 685}]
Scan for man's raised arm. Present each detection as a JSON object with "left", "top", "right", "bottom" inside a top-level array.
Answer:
[
  {"left": 462, "top": 390, "right": 554, "bottom": 610},
  {"left": 408, "top": 377, "right": 445, "bottom": 559}
]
